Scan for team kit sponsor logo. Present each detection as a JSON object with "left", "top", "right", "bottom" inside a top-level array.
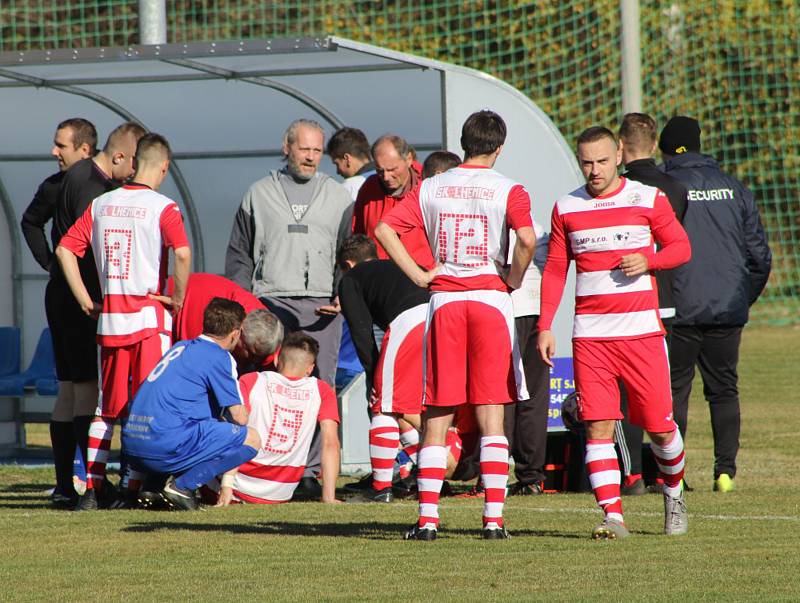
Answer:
[
  {"left": 99, "top": 205, "right": 148, "bottom": 219},
  {"left": 435, "top": 185, "right": 496, "bottom": 200}
]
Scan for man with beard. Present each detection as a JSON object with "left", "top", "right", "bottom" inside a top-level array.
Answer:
[{"left": 225, "top": 119, "right": 353, "bottom": 497}]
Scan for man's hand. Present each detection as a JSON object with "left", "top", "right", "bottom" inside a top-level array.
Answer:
[
  {"left": 80, "top": 299, "right": 102, "bottom": 320},
  {"left": 148, "top": 293, "right": 183, "bottom": 314},
  {"left": 322, "top": 494, "right": 343, "bottom": 504},
  {"left": 537, "top": 329, "right": 556, "bottom": 368},
  {"left": 412, "top": 264, "right": 441, "bottom": 289},
  {"left": 215, "top": 486, "right": 235, "bottom": 507},
  {"left": 619, "top": 253, "right": 649, "bottom": 277},
  {"left": 315, "top": 297, "right": 341, "bottom": 316}
]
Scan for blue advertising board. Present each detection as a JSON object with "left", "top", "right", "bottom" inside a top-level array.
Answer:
[{"left": 547, "top": 356, "right": 575, "bottom": 431}]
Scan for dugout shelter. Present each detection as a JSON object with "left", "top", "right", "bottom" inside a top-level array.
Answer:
[{"left": 0, "top": 36, "right": 581, "bottom": 456}]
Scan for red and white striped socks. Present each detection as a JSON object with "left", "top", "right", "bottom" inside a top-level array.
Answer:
[
  {"left": 480, "top": 435, "right": 509, "bottom": 529},
  {"left": 650, "top": 429, "right": 686, "bottom": 498},
  {"left": 86, "top": 417, "right": 114, "bottom": 490},
  {"left": 585, "top": 439, "right": 624, "bottom": 523},
  {"left": 398, "top": 425, "right": 420, "bottom": 479},
  {"left": 416, "top": 445, "right": 447, "bottom": 529},
  {"left": 369, "top": 415, "right": 400, "bottom": 491}
]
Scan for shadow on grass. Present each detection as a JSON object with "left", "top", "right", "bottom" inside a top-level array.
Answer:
[
  {"left": 0, "top": 483, "right": 50, "bottom": 493},
  {"left": 122, "top": 521, "right": 582, "bottom": 539}
]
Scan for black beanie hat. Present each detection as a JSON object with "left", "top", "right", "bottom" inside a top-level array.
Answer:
[{"left": 659, "top": 116, "right": 701, "bottom": 155}]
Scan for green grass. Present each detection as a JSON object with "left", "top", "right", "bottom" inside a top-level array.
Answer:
[{"left": 2, "top": 326, "right": 799, "bottom": 602}]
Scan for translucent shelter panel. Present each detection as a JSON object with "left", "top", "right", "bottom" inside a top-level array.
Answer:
[
  {"left": 199, "top": 46, "right": 404, "bottom": 74},
  {"left": 0, "top": 88, "right": 128, "bottom": 155},
  {"left": 269, "top": 69, "right": 444, "bottom": 146},
  {"left": 2, "top": 59, "right": 203, "bottom": 84},
  {"left": 82, "top": 80, "right": 337, "bottom": 152},
  {"left": 174, "top": 157, "right": 285, "bottom": 276}
]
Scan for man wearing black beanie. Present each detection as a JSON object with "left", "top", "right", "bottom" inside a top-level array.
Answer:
[{"left": 660, "top": 116, "right": 772, "bottom": 493}]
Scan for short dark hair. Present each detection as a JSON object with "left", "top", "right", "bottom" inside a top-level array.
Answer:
[
  {"left": 104, "top": 121, "right": 147, "bottom": 153},
  {"left": 280, "top": 331, "right": 319, "bottom": 362},
  {"left": 327, "top": 127, "right": 371, "bottom": 161},
  {"left": 135, "top": 132, "right": 172, "bottom": 165},
  {"left": 422, "top": 150, "right": 462, "bottom": 178},
  {"left": 460, "top": 110, "right": 507, "bottom": 158},
  {"left": 576, "top": 126, "right": 618, "bottom": 148},
  {"left": 618, "top": 113, "right": 657, "bottom": 155},
  {"left": 57, "top": 118, "right": 97, "bottom": 154},
  {"left": 202, "top": 298, "right": 245, "bottom": 337},
  {"left": 337, "top": 234, "right": 378, "bottom": 268}
]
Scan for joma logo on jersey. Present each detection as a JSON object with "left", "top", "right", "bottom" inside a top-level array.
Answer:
[
  {"left": 264, "top": 404, "right": 305, "bottom": 454},
  {"left": 435, "top": 185, "right": 495, "bottom": 200}
]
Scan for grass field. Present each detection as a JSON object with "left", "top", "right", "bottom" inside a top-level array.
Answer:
[{"left": 1, "top": 326, "right": 798, "bottom": 602}]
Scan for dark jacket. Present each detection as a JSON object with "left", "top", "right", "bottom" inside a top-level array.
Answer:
[
  {"left": 662, "top": 153, "right": 771, "bottom": 326},
  {"left": 623, "top": 158, "right": 688, "bottom": 316}
]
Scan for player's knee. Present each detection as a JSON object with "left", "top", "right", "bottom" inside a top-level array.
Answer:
[{"left": 244, "top": 427, "right": 261, "bottom": 450}]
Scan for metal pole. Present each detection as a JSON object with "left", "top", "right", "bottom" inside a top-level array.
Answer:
[
  {"left": 620, "top": 0, "right": 642, "bottom": 114},
  {"left": 139, "top": 0, "right": 167, "bottom": 45}
]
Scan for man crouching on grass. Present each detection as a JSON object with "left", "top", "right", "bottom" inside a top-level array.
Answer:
[
  {"left": 215, "top": 332, "right": 342, "bottom": 505},
  {"left": 122, "top": 298, "right": 261, "bottom": 510}
]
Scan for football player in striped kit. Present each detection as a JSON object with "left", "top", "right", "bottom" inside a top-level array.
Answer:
[{"left": 537, "top": 126, "right": 691, "bottom": 538}]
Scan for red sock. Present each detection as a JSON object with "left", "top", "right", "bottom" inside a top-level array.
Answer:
[
  {"left": 417, "top": 445, "right": 447, "bottom": 529},
  {"left": 369, "top": 415, "right": 399, "bottom": 491},
  {"left": 86, "top": 417, "right": 114, "bottom": 490},
  {"left": 480, "top": 436, "right": 509, "bottom": 528}
]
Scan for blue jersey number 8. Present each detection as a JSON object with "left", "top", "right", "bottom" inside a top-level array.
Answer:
[{"left": 147, "top": 346, "right": 186, "bottom": 382}]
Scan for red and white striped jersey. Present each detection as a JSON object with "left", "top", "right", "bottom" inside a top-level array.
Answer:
[
  {"left": 539, "top": 177, "right": 691, "bottom": 340},
  {"left": 58, "top": 184, "right": 189, "bottom": 347},
  {"left": 233, "top": 371, "right": 339, "bottom": 504},
  {"left": 381, "top": 165, "right": 532, "bottom": 292}
]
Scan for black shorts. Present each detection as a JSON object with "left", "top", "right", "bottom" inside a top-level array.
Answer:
[{"left": 45, "top": 277, "right": 99, "bottom": 382}]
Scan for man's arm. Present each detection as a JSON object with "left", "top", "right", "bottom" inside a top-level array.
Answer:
[
  {"left": 225, "top": 204, "right": 256, "bottom": 290},
  {"left": 537, "top": 205, "right": 570, "bottom": 367},
  {"left": 506, "top": 226, "right": 536, "bottom": 290},
  {"left": 375, "top": 222, "right": 438, "bottom": 288},
  {"left": 622, "top": 191, "right": 691, "bottom": 277},
  {"left": 319, "top": 419, "right": 341, "bottom": 504},
  {"left": 55, "top": 246, "right": 100, "bottom": 318},
  {"left": 54, "top": 203, "right": 100, "bottom": 318},
  {"left": 338, "top": 275, "right": 379, "bottom": 384},
  {"left": 210, "top": 353, "right": 249, "bottom": 424},
  {"left": 740, "top": 185, "right": 772, "bottom": 305},
  {"left": 20, "top": 177, "right": 58, "bottom": 271},
  {"left": 171, "top": 246, "right": 192, "bottom": 314}
]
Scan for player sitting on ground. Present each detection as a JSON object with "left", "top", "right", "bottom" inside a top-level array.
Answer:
[
  {"left": 215, "top": 332, "right": 341, "bottom": 505},
  {"left": 121, "top": 298, "right": 261, "bottom": 510}
]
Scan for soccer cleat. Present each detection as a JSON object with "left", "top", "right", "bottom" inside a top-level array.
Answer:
[
  {"left": 343, "top": 474, "right": 373, "bottom": 493},
  {"left": 508, "top": 481, "right": 544, "bottom": 496},
  {"left": 713, "top": 474, "right": 735, "bottom": 493},
  {"left": 591, "top": 518, "right": 630, "bottom": 540},
  {"left": 664, "top": 492, "right": 688, "bottom": 536},
  {"left": 51, "top": 490, "right": 78, "bottom": 510},
  {"left": 346, "top": 487, "right": 395, "bottom": 504},
  {"left": 483, "top": 523, "right": 510, "bottom": 539},
  {"left": 391, "top": 475, "right": 417, "bottom": 499},
  {"left": 621, "top": 477, "right": 647, "bottom": 496},
  {"left": 138, "top": 490, "right": 167, "bottom": 510},
  {"left": 292, "top": 476, "right": 323, "bottom": 500},
  {"left": 74, "top": 489, "right": 98, "bottom": 512},
  {"left": 161, "top": 477, "right": 199, "bottom": 511},
  {"left": 454, "top": 480, "right": 484, "bottom": 499},
  {"left": 108, "top": 490, "right": 141, "bottom": 510},
  {"left": 403, "top": 523, "right": 437, "bottom": 541}
]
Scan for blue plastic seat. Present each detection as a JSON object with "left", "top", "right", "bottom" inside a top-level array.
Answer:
[
  {"left": 36, "top": 378, "right": 59, "bottom": 396},
  {"left": 0, "top": 326, "right": 21, "bottom": 377},
  {"left": 0, "top": 328, "right": 57, "bottom": 396}
]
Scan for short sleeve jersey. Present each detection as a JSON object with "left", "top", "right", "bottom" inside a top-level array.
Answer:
[
  {"left": 58, "top": 184, "right": 189, "bottom": 346},
  {"left": 123, "top": 336, "right": 244, "bottom": 458},
  {"left": 233, "top": 371, "right": 339, "bottom": 503},
  {"left": 381, "top": 165, "right": 532, "bottom": 292}
]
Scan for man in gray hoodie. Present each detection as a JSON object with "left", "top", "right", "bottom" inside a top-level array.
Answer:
[{"left": 225, "top": 119, "right": 354, "bottom": 387}]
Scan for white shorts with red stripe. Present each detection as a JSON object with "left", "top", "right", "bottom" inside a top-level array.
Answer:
[
  {"left": 232, "top": 461, "right": 306, "bottom": 504},
  {"left": 424, "top": 289, "right": 527, "bottom": 406},
  {"left": 372, "top": 303, "right": 428, "bottom": 415}
]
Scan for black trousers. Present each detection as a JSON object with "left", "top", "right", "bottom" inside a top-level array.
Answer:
[
  {"left": 670, "top": 325, "right": 742, "bottom": 479},
  {"left": 503, "top": 315, "right": 550, "bottom": 484}
]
